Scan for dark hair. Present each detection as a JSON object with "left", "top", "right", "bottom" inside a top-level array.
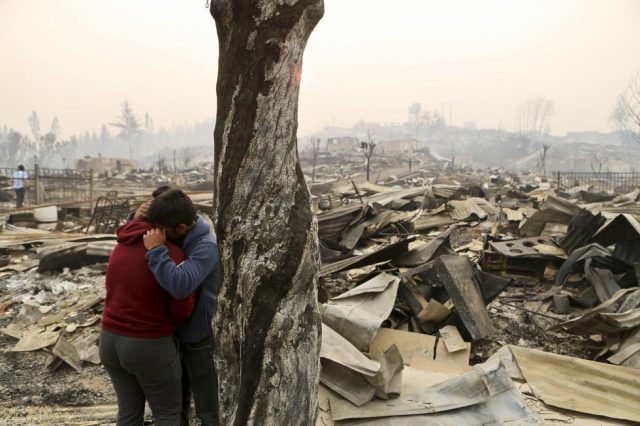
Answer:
[
  {"left": 18, "top": 165, "right": 24, "bottom": 171},
  {"left": 152, "top": 185, "right": 172, "bottom": 198},
  {"left": 147, "top": 188, "right": 196, "bottom": 228}
]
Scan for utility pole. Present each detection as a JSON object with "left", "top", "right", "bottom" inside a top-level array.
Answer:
[
  {"left": 311, "top": 137, "right": 321, "bottom": 183},
  {"left": 173, "top": 150, "right": 177, "bottom": 172},
  {"left": 451, "top": 142, "right": 455, "bottom": 172},
  {"left": 441, "top": 102, "right": 453, "bottom": 127}
]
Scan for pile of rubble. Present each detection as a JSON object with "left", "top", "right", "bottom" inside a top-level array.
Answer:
[
  {"left": 92, "top": 164, "right": 215, "bottom": 194},
  {"left": 1, "top": 170, "right": 639, "bottom": 424},
  {"left": 0, "top": 227, "right": 116, "bottom": 374},
  {"left": 0, "top": 226, "right": 119, "bottom": 421},
  {"left": 314, "top": 172, "right": 640, "bottom": 424}
]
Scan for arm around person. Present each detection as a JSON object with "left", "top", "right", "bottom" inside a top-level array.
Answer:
[
  {"left": 164, "top": 241, "right": 196, "bottom": 320},
  {"left": 170, "top": 294, "right": 195, "bottom": 322},
  {"left": 144, "top": 229, "right": 218, "bottom": 300}
]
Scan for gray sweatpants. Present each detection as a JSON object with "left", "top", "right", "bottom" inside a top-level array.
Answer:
[{"left": 99, "top": 329, "right": 182, "bottom": 426}]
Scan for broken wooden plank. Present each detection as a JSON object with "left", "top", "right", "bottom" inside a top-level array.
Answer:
[
  {"left": 396, "top": 278, "right": 428, "bottom": 316},
  {"left": 369, "top": 328, "right": 436, "bottom": 365},
  {"left": 75, "top": 332, "right": 101, "bottom": 364},
  {"left": 552, "top": 294, "right": 571, "bottom": 314},
  {"left": 316, "top": 385, "right": 335, "bottom": 426},
  {"left": 424, "top": 255, "right": 492, "bottom": 340},
  {"left": 0, "top": 300, "right": 17, "bottom": 319},
  {"left": 38, "top": 312, "right": 66, "bottom": 327},
  {"left": 73, "top": 294, "right": 104, "bottom": 312},
  {"left": 438, "top": 325, "right": 467, "bottom": 353},
  {"left": 0, "top": 323, "right": 24, "bottom": 339},
  {"left": 408, "top": 357, "right": 472, "bottom": 389},
  {"left": 12, "top": 329, "right": 60, "bottom": 352},
  {"left": 417, "top": 299, "right": 451, "bottom": 323},
  {"left": 435, "top": 338, "right": 471, "bottom": 366},
  {"left": 52, "top": 335, "right": 82, "bottom": 372}
]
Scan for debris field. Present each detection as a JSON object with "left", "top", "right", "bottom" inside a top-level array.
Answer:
[{"left": 1, "top": 160, "right": 640, "bottom": 424}]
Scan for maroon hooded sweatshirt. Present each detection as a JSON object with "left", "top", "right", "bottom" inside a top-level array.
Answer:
[{"left": 102, "top": 220, "right": 194, "bottom": 337}]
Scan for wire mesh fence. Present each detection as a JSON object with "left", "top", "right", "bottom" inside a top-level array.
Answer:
[
  {"left": 557, "top": 172, "right": 640, "bottom": 193},
  {"left": 0, "top": 166, "right": 93, "bottom": 214},
  {"left": 85, "top": 190, "right": 131, "bottom": 234}
]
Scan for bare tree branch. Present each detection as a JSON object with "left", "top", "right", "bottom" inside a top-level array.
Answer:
[
  {"left": 514, "top": 98, "right": 554, "bottom": 142},
  {"left": 612, "top": 71, "right": 640, "bottom": 144}
]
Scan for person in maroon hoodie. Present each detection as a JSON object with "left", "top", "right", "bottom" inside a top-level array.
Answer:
[{"left": 100, "top": 219, "right": 195, "bottom": 425}]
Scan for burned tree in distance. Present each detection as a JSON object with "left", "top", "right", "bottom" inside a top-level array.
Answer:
[
  {"left": 514, "top": 98, "right": 555, "bottom": 141},
  {"left": 210, "top": 1, "right": 323, "bottom": 425},
  {"left": 612, "top": 71, "right": 640, "bottom": 145},
  {"left": 109, "top": 100, "right": 141, "bottom": 161},
  {"left": 537, "top": 143, "right": 551, "bottom": 176},
  {"left": 515, "top": 98, "right": 554, "bottom": 176},
  {"left": 361, "top": 130, "right": 376, "bottom": 182}
]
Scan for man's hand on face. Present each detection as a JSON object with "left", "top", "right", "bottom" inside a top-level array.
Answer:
[
  {"left": 134, "top": 200, "right": 152, "bottom": 220},
  {"left": 143, "top": 228, "right": 166, "bottom": 250}
]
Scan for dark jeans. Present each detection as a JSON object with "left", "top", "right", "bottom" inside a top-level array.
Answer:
[
  {"left": 181, "top": 335, "right": 219, "bottom": 426},
  {"left": 180, "top": 358, "right": 191, "bottom": 426},
  {"left": 14, "top": 187, "right": 24, "bottom": 208},
  {"left": 99, "top": 329, "right": 182, "bottom": 426}
]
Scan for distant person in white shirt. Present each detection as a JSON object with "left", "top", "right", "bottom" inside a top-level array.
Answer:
[{"left": 12, "top": 165, "right": 28, "bottom": 208}]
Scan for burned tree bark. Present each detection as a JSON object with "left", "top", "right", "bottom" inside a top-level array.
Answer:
[{"left": 210, "top": 1, "right": 323, "bottom": 425}]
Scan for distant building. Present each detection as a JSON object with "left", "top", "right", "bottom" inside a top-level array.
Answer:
[
  {"left": 76, "top": 155, "right": 138, "bottom": 175},
  {"left": 377, "top": 138, "right": 421, "bottom": 153},
  {"left": 326, "top": 136, "right": 359, "bottom": 153}
]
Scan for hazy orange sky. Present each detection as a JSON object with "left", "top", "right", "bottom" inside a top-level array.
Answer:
[{"left": 1, "top": 0, "right": 639, "bottom": 138}]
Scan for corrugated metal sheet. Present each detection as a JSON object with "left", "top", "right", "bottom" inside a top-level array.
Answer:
[
  {"left": 317, "top": 205, "right": 363, "bottom": 241},
  {"left": 559, "top": 210, "right": 606, "bottom": 253},
  {"left": 448, "top": 200, "right": 485, "bottom": 221},
  {"left": 592, "top": 213, "right": 640, "bottom": 247},
  {"left": 365, "top": 187, "right": 429, "bottom": 207},
  {"left": 320, "top": 237, "right": 414, "bottom": 276},
  {"left": 510, "top": 345, "right": 640, "bottom": 423},
  {"left": 414, "top": 214, "right": 456, "bottom": 232},
  {"left": 549, "top": 288, "right": 639, "bottom": 334},
  {"left": 329, "top": 359, "right": 540, "bottom": 424}
]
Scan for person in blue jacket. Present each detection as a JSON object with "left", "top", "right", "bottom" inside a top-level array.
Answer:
[{"left": 142, "top": 188, "right": 219, "bottom": 426}]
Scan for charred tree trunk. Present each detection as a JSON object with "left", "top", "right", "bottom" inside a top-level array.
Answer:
[{"left": 210, "top": 1, "right": 323, "bottom": 425}]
